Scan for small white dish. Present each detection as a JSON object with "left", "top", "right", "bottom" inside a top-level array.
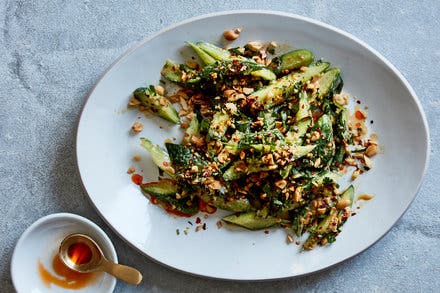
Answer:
[
  {"left": 11, "top": 213, "right": 117, "bottom": 293},
  {"left": 76, "top": 11, "right": 429, "bottom": 280}
]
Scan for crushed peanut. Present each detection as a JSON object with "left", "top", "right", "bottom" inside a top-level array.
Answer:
[
  {"left": 247, "top": 41, "right": 263, "bottom": 51},
  {"left": 351, "top": 169, "right": 361, "bottom": 181},
  {"left": 336, "top": 198, "right": 351, "bottom": 210},
  {"left": 223, "top": 27, "right": 242, "bottom": 41},
  {"left": 154, "top": 85, "right": 165, "bottom": 96},
  {"left": 333, "top": 93, "right": 349, "bottom": 106},
  {"left": 131, "top": 122, "right": 143, "bottom": 133},
  {"left": 275, "top": 179, "right": 287, "bottom": 190},
  {"left": 310, "top": 131, "right": 320, "bottom": 142},
  {"left": 365, "top": 144, "right": 379, "bottom": 157},
  {"left": 128, "top": 97, "right": 141, "bottom": 107},
  {"left": 127, "top": 165, "right": 135, "bottom": 174}
]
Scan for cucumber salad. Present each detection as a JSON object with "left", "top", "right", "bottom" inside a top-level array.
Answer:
[{"left": 128, "top": 36, "right": 378, "bottom": 250}]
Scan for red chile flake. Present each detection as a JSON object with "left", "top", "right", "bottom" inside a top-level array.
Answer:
[
  {"left": 195, "top": 217, "right": 201, "bottom": 224},
  {"left": 162, "top": 162, "right": 169, "bottom": 167},
  {"left": 355, "top": 110, "right": 366, "bottom": 120},
  {"left": 264, "top": 230, "right": 269, "bottom": 234},
  {"left": 131, "top": 174, "right": 143, "bottom": 185}
]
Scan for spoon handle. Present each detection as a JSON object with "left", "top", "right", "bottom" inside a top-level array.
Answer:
[{"left": 101, "top": 260, "right": 143, "bottom": 285}]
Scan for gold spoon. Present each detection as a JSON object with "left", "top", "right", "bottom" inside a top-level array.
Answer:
[{"left": 59, "top": 233, "right": 142, "bottom": 285}]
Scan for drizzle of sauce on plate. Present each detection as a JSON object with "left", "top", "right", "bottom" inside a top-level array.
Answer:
[
  {"left": 38, "top": 253, "right": 100, "bottom": 290},
  {"left": 135, "top": 174, "right": 195, "bottom": 217},
  {"left": 149, "top": 195, "right": 193, "bottom": 217},
  {"left": 357, "top": 194, "right": 374, "bottom": 201},
  {"left": 131, "top": 174, "right": 143, "bottom": 185}
]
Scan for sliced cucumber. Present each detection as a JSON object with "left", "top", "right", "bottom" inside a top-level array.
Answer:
[
  {"left": 212, "top": 197, "right": 253, "bottom": 212},
  {"left": 140, "top": 138, "right": 174, "bottom": 177},
  {"left": 141, "top": 179, "right": 199, "bottom": 216},
  {"left": 253, "top": 62, "right": 330, "bottom": 109},
  {"left": 208, "top": 112, "right": 230, "bottom": 140},
  {"left": 186, "top": 41, "right": 216, "bottom": 65},
  {"left": 222, "top": 211, "right": 286, "bottom": 230},
  {"left": 318, "top": 67, "right": 343, "bottom": 99},
  {"left": 223, "top": 145, "right": 315, "bottom": 181},
  {"left": 165, "top": 143, "right": 205, "bottom": 170},
  {"left": 182, "top": 115, "right": 199, "bottom": 145},
  {"left": 303, "top": 207, "right": 338, "bottom": 250},
  {"left": 296, "top": 91, "right": 311, "bottom": 121},
  {"left": 250, "top": 69, "right": 277, "bottom": 81},
  {"left": 160, "top": 60, "right": 182, "bottom": 84},
  {"left": 303, "top": 185, "right": 354, "bottom": 250},
  {"left": 288, "top": 145, "right": 317, "bottom": 160},
  {"left": 196, "top": 42, "right": 276, "bottom": 81},
  {"left": 311, "top": 114, "right": 335, "bottom": 168},
  {"left": 160, "top": 60, "right": 200, "bottom": 86},
  {"left": 140, "top": 179, "right": 178, "bottom": 198},
  {"left": 270, "top": 49, "right": 314, "bottom": 73},
  {"left": 133, "top": 86, "right": 180, "bottom": 124},
  {"left": 196, "top": 42, "right": 232, "bottom": 61}
]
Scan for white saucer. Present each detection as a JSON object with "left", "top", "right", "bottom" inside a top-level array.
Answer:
[{"left": 11, "top": 213, "right": 117, "bottom": 293}]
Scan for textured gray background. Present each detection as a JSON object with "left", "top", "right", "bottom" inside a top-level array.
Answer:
[{"left": 1, "top": 1, "right": 439, "bottom": 292}]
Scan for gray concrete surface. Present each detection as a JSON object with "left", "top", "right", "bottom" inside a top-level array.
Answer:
[{"left": 1, "top": 1, "right": 439, "bottom": 292}]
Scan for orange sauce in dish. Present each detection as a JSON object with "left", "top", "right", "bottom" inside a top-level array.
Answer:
[
  {"left": 38, "top": 253, "right": 101, "bottom": 289},
  {"left": 68, "top": 242, "right": 93, "bottom": 265}
]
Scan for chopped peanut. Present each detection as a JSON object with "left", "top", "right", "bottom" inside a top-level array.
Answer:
[
  {"left": 317, "top": 207, "right": 327, "bottom": 214},
  {"left": 336, "top": 199, "right": 351, "bottom": 210},
  {"left": 131, "top": 122, "right": 143, "bottom": 133},
  {"left": 365, "top": 145, "right": 379, "bottom": 157},
  {"left": 310, "top": 131, "right": 320, "bottom": 142},
  {"left": 223, "top": 28, "right": 242, "bottom": 41},
  {"left": 247, "top": 41, "right": 263, "bottom": 51},
  {"left": 363, "top": 155, "right": 373, "bottom": 169},
  {"left": 128, "top": 97, "right": 141, "bottom": 107},
  {"left": 127, "top": 165, "right": 135, "bottom": 174},
  {"left": 154, "top": 85, "right": 165, "bottom": 96},
  {"left": 333, "top": 93, "right": 349, "bottom": 106},
  {"left": 275, "top": 179, "right": 287, "bottom": 190},
  {"left": 208, "top": 180, "right": 222, "bottom": 190},
  {"left": 351, "top": 169, "right": 361, "bottom": 181}
]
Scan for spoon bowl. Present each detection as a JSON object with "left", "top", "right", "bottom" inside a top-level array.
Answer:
[
  {"left": 59, "top": 233, "right": 143, "bottom": 285},
  {"left": 59, "top": 234, "right": 104, "bottom": 273}
]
